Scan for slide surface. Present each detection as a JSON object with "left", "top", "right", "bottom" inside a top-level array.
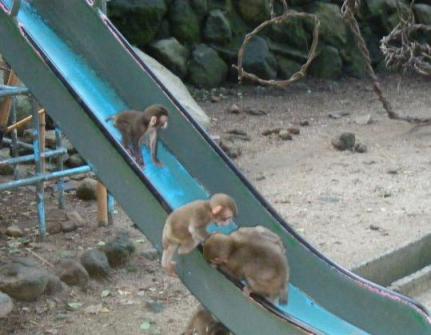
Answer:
[{"left": 1, "top": 1, "right": 431, "bottom": 334}]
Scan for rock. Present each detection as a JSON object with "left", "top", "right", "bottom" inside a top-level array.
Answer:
[
  {"left": 0, "top": 263, "right": 49, "bottom": 301},
  {"left": 342, "top": 31, "right": 368, "bottom": 79},
  {"left": 332, "top": 132, "right": 356, "bottom": 151},
  {"left": 56, "top": 259, "right": 89, "bottom": 288},
  {"left": 169, "top": 0, "right": 201, "bottom": 43},
  {"left": 387, "top": 168, "right": 399, "bottom": 175},
  {"left": 66, "top": 211, "right": 86, "bottom": 227},
  {"left": 76, "top": 177, "right": 97, "bottom": 201},
  {"left": 61, "top": 220, "right": 77, "bottom": 233},
  {"left": 244, "top": 108, "right": 267, "bottom": 116},
  {"left": 277, "top": 57, "right": 302, "bottom": 79},
  {"left": 0, "top": 164, "right": 14, "bottom": 176},
  {"left": 210, "top": 95, "right": 221, "bottom": 103},
  {"left": 65, "top": 154, "right": 85, "bottom": 168},
  {"left": 108, "top": 0, "right": 167, "bottom": 46},
  {"left": 278, "top": 130, "right": 293, "bottom": 141},
  {"left": 0, "top": 292, "right": 13, "bottom": 318},
  {"left": 15, "top": 95, "right": 32, "bottom": 122},
  {"left": 6, "top": 225, "right": 24, "bottom": 238},
  {"left": 188, "top": 44, "right": 228, "bottom": 89},
  {"left": 102, "top": 232, "right": 136, "bottom": 268},
  {"left": 141, "top": 249, "right": 159, "bottom": 261},
  {"left": 355, "top": 114, "right": 373, "bottom": 125},
  {"left": 155, "top": 18, "right": 171, "bottom": 40},
  {"left": 366, "top": 0, "right": 406, "bottom": 33},
  {"left": 369, "top": 224, "right": 380, "bottom": 231},
  {"left": 219, "top": 140, "right": 241, "bottom": 159},
  {"left": 414, "top": 4, "right": 431, "bottom": 25},
  {"left": 44, "top": 273, "right": 64, "bottom": 295},
  {"left": 287, "top": 127, "right": 300, "bottom": 135},
  {"left": 47, "top": 221, "right": 63, "bottom": 235},
  {"left": 148, "top": 38, "right": 189, "bottom": 78},
  {"left": 328, "top": 111, "right": 350, "bottom": 119},
  {"left": 227, "top": 104, "right": 240, "bottom": 114},
  {"left": 80, "top": 249, "right": 111, "bottom": 279},
  {"left": 203, "top": 9, "right": 232, "bottom": 44},
  {"left": 262, "top": 128, "right": 281, "bottom": 136},
  {"left": 307, "top": 3, "right": 347, "bottom": 48},
  {"left": 44, "top": 130, "right": 57, "bottom": 148},
  {"left": 238, "top": 0, "right": 270, "bottom": 24},
  {"left": 310, "top": 46, "right": 343, "bottom": 79},
  {"left": 355, "top": 143, "right": 368, "bottom": 153},
  {"left": 133, "top": 48, "right": 210, "bottom": 128},
  {"left": 299, "top": 120, "right": 310, "bottom": 126},
  {"left": 270, "top": 16, "right": 311, "bottom": 50},
  {"left": 243, "top": 37, "right": 277, "bottom": 80}
]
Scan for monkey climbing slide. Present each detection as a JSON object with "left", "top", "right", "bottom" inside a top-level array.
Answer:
[{"left": 1, "top": 1, "right": 430, "bottom": 334}]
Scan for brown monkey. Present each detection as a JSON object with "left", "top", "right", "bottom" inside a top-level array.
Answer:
[
  {"left": 161, "top": 193, "right": 238, "bottom": 276},
  {"left": 107, "top": 104, "right": 168, "bottom": 167},
  {"left": 183, "top": 307, "right": 230, "bottom": 335},
  {"left": 203, "top": 227, "right": 289, "bottom": 305}
]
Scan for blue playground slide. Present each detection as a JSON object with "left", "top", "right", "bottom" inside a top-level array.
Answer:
[{"left": 1, "top": 1, "right": 431, "bottom": 334}]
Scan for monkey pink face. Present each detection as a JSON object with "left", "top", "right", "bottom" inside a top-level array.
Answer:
[
  {"left": 215, "top": 209, "right": 234, "bottom": 226},
  {"left": 159, "top": 115, "right": 168, "bottom": 129}
]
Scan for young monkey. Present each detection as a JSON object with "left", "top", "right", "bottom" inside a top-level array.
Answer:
[
  {"left": 203, "top": 226, "right": 289, "bottom": 305},
  {"left": 161, "top": 193, "right": 238, "bottom": 276},
  {"left": 182, "top": 307, "right": 230, "bottom": 335},
  {"left": 108, "top": 104, "right": 168, "bottom": 167}
]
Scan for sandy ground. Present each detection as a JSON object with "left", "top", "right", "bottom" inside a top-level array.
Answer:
[{"left": 1, "top": 75, "right": 431, "bottom": 334}]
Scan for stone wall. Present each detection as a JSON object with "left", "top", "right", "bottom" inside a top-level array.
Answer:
[{"left": 108, "top": 0, "right": 431, "bottom": 88}]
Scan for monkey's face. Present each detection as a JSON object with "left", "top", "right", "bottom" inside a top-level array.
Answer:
[
  {"left": 214, "top": 208, "right": 234, "bottom": 226},
  {"left": 159, "top": 115, "right": 168, "bottom": 129},
  {"left": 203, "top": 235, "right": 230, "bottom": 265}
]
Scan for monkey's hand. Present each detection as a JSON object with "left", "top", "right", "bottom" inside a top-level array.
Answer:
[{"left": 153, "top": 160, "right": 165, "bottom": 168}]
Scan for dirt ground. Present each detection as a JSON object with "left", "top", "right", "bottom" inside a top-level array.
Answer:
[{"left": 1, "top": 75, "right": 431, "bottom": 334}]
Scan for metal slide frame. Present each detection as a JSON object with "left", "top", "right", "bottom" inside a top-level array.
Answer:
[{"left": 0, "top": 1, "right": 430, "bottom": 334}]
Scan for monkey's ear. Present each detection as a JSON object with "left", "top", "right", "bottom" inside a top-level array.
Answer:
[
  {"left": 212, "top": 205, "right": 223, "bottom": 216},
  {"left": 149, "top": 116, "right": 157, "bottom": 126}
]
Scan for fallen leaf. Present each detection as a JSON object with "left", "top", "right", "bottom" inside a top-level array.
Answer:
[
  {"left": 101, "top": 290, "right": 111, "bottom": 298},
  {"left": 67, "top": 302, "right": 82, "bottom": 311},
  {"left": 140, "top": 321, "right": 151, "bottom": 331}
]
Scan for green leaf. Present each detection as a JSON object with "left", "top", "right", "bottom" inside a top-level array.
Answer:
[
  {"left": 101, "top": 290, "right": 111, "bottom": 298},
  {"left": 140, "top": 321, "right": 151, "bottom": 331},
  {"left": 67, "top": 302, "right": 82, "bottom": 311}
]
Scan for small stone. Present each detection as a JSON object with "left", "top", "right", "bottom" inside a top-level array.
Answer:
[
  {"left": 332, "top": 132, "right": 355, "bottom": 151},
  {"left": 6, "top": 225, "right": 24, "bottom": 238},
  {"left": 299, "top": 120, "right": 310, "bottom": 126},
  {"left": 369, "top": 224, "right": 380, "bottom": 231},
  {"left": 210, "top": 95, "right": 221, "bottom": 103},
  {"left": 262, "top": 128, "right": 281, "bottom": 136},
  {"left": 225, "top": 129, "right": 250, "bottom": 142},
  {"left": 76, "top": 177, "right": 97, "bottom": 201},
  {"left": 328, "top": 112, "right": 350, "bottom": 119},
  {"left": 56, "top": 259, "right": 89, "bottom": 288},
  {"left": 355, "top": 114, "right": 373, "bottom": 125},
  {"left": 61, "top": 221, "right": 77, "bottom": 233},
  {"left": 80, "top": 249, "right": 111, "bottom": 279},
  {"left": 387, "top": 168, "right": 399, "bottom": 175},
  {"left": 219, "top": 140, "right": 241, "bottom": 159},
  {"left": 47, "top": 221, "right": 63, "bottom": 235},
  {"left": 244, "top": 108, "right": 267, "bottom": 116},
  {"left": 256, "top": 175, "right": 266, "bottom": 181},
  {"left": 65, "top": 154, "right": 85, "bottom": 168},
  {"left": 66, "top": 210, "right": 86, "bottom": 227},
  {"left": 141, "top": 249, "right": 159, "bottom": 261},
  {"left": 146, "top": 301, "right": 165, "bottom": 314},
  {"left": 287, "top": 127, "right": 300, "bottom": 135},
  {"left": 44, "top": 273, "right": 64, "bottom": 295},
  {"left": 278, "top": 130, "right": 293, "bottom": 141},
  {"left": 0, "top": 164, "right": 14, "bottom": 176},
  {"left": 354, "top": 143, "right": 368, "bottom": 153},
  {"left": 0, "top": 292, "right": 13, "bottom": 318},
  {"left": 227, "top": 104, "right": 240, "bottom": 114},
  {"left": 102, "top": 232, "right": 136, "bottom": 268}
]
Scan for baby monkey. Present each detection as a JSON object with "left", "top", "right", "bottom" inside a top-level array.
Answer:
[
  {"left": 203, "top": 226, "right": 289, "bottom": 305},
  {"left": 182, "top": 306, "right": 230, "bottom": 335},
  {"left": 162, "top": 193, "right": 238, "bottom": 276},
  {"left": 108, "top": 104, "right": 168, "bottom": 167}
]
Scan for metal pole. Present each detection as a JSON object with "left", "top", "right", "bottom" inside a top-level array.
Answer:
[
  {"left": 55, "top": 126, "right": 65, "bottom": 209},
  {"left": 108, "top": 193, "right": 116, "bottom": 225},
  {"left": 0, "top": 165, "right": 91, "bottom": 192},
  {"left": 10, "top": 0, "right": 21, "bottom": 17},
  {"left": 2, "top": 137, "right": 34, "bottom": 150},
  {"left": 10, "top": 97, "right": 18, "bottom": 179},
  {"left": 0, "top": 148, "right": 66, "bottom": 165},
  {"left": 31, "top": 98, "right": 46, "bottom": 239}
]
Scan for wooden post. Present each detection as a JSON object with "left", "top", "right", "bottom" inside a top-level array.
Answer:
[
  {"left": 97, "top": 181, "right": 108, "bottom": 226},
  {"left": 0, "top": 70, "right": 19, "bottom": 126}
]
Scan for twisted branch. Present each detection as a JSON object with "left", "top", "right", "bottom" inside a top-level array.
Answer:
[{"left": 234, "top": 7, "right": 320, "bottom": 89}]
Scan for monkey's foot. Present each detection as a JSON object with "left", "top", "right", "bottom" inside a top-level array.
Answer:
[
  {"left": 154, "top": 160, "right": 164, "bottom": 168},
  {"left": 164, "top": 262, "right": 177, "bottom": 277}
]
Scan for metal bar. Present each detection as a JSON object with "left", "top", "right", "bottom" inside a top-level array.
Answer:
[
  {"left": 10, "top": 0, "right": 22, "bottom": 17},
  {"left": 0, "top": 165, "right": 91, "bottom": 192},
  {"left": 0, "top": 85, "right": 28, "bottom": 97},
  {"left": 55, "top": 126, "right": 65, "bottom": 209},
  {"left": 0, "top": 148, "right": 66, "bottom": 165},
  {"left": 31, "top": 98, "right": 46, "bottom": 238},
  {"left": 2, "top": 137, "right": 34, "bottom": 150},
  {"left": 108, "top": 192, "right": 115, "bottom": 225},
  {"left": 10, "top": 97, "right": 18, "bottom": 179}
]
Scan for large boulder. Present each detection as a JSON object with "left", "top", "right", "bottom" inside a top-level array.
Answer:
[
  {"left": 0, "top": 292, "right": 13, "bottom": 318},
  {"left": 238, "top": 0, "right": 270, "bottom": 24},
  {"left": 243, "top": 37, "right": 278, "bottom": 80},
  {"left": 188, "top": 44, "right": 228, "bottom": 88},
  {"left": 56, "top": 259, "right": 89, "bottom": 288},
  {"left": 307, "top": 3, "right": 347, "bottom": 49},
  {"left": 365, "top": 0, "right": 408, "bottom": 33},
  {"left": 148, "top": 38, "right": 189, "bottom": 78},
  {"left": 414, "top": 4, "right": 431, "bottom": 25},
  {"left": 0, "top": 262, "right": 49, "bottom": 301},
  {"left": 102, "top": 232, "right": 136, "bottom": 268},
  {"left": 310, "top": 45, "right": 343, "bottom": 79},
  {"left": 203, "top": 10, "right": 232, "bottom": 44},
  {"left": 169, "top": 0, "right": 201, "bottom": 44},
  {"left": 277, "top": 56, "right": 302, "bottom": 79},
  {"left": 132, "top": 47, "right": 210, "bottom": 128},
  {"left": 269, "top": 16, "right": 311, "bottom": 50},
  {"left": 76, "top": 177, "right": 97, "bottom": 201},
  {"left": 108, "top": 0, "right": 167, "bottom": 46},
  {"left": 191, "top": 0, "right": 208, "bottom": 19},
  {"left": 80, "top": 249, "right": 111, "bottom": 279}
]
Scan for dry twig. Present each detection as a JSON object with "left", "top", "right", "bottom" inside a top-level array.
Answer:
[{"left": 234, "top": 0, "right": 320, "bottom": 89}]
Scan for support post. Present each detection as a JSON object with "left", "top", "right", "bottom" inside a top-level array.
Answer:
[
  {"left": 39, "top": 109, "right": 46, "bottom": 172},
  {"left": 55, "top": 126, "right": 65, "bottom": 209},
  {"left": 10, "top": 97, "right": 18, "bottom": 179},
  {"left": 97, "top": 181, "right": 108, "bottom": 226},
  {"left": 31, "top": 98, "right": 46, "bottom": 239},
  {"left": 0, "top": 71, "right": 18, "bottom": 126}
]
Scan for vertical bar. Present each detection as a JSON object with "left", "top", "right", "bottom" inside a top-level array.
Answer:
[
  {"left": 55, "top": 125, "right": 65, "bottom": 209},
  {"left": 97, "top": 181, "right": 108, "bottom": 226},
  {"left": 39, "top": 110, "right": 46, "bottom": 172},
  {"left": 31, "top": 98, "right": 46, "bottom": 239},
  {"left": 10, "top": 96, "right": 18, "bottom": 179},
  {"left": 0, "top": 70, "right": 18, "bottom": 125},
  {"left": 108, "top": 192, "right": 115, "bottom": 225}
]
